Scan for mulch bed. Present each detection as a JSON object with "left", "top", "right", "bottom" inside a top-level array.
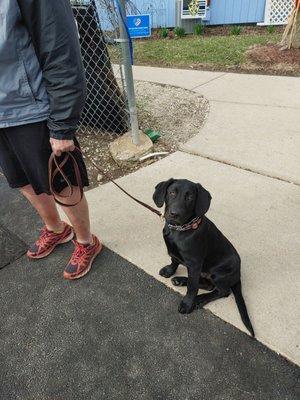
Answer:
[
  {"left": 245, "top": 43, "right": 300, "bottom": 75},
  {"left": 152, "top": 25, "right": 284, "bottom": 39}
]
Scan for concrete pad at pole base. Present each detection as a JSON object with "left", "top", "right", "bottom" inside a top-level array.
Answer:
[
  {"left": 84, "top": 152, "right": 300, "bottom": 365},
  {"left": 109, "top": 131, "right": 153, "bottom": 165}
]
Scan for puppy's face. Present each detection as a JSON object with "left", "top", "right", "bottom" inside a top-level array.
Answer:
[{"left": 153, "top": 179, "right": 211, "bottom": 225}]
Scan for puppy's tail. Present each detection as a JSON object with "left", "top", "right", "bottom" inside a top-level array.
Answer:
[{"left": 231, "top": 281, "right": 255, "bottom": 337}]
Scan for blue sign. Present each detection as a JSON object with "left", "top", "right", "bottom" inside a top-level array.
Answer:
[{"left": 127, "top": 14, "right": 151, "bottom": 38}]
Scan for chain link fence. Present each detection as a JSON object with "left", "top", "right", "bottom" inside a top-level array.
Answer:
[{"left": 71, "top": 0, "right": 138, "bottom": 137}]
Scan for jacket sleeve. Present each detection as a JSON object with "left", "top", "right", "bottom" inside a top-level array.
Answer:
[{"left": 17, "top": 0, "right": 87, "bottom": 139}]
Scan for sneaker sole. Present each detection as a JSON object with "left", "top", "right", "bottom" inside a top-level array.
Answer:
[
  {"left": 27, "top": 229, "right": 75, "bottom": 260},
  {"left": 63, "top": 242, "right": 103, "bottom": 280}
]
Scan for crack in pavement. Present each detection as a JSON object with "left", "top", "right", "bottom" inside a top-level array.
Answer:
[
  {"left": 0, "top": 250, "right": 27, "bottom": 270},
  {"left": 179, "top": 147, "right": 300, "bottom": 186},
  {"left": 0, "top": 224, "right": 27, "bottom": 270},
  {"left": 208, "top": 99, "right": 300, "bottom": 110},
  {"left": 190, "top": 72, "right": 227, "bottom": 90}
]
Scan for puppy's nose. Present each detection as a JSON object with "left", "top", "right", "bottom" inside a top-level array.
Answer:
[{"left": 170, "top": 210, "right": 179, "bottom": 218}]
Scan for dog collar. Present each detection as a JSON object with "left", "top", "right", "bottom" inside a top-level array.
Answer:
[{"left": 167, "top": 216, "right": 202, "bottom": 232}]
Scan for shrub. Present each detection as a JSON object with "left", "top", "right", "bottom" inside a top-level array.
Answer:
[
  {"left": 267, "top": 25, "right": 275, "bottom": 34},
  {"left": 167, "top": 30, "right": 175, "bottom": 39},
  {"left": 174, "top": 26, "right": 186, "bottom": 38},
  {"left": 194, "top": 23, "right": 205, "bottom": 36},
  {"left": 158, "top": 27, "right": 169, "bottom": 39},
  {"left": 230, "top": 25, "right": 242, "bottom": 36}
]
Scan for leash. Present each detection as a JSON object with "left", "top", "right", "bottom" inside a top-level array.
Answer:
[{"left": 48, "top": 147, "right": 163, "bottom": 218}]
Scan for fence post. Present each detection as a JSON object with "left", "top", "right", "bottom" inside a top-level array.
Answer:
[{"left": 116, "top": 0, "right": 140, "bottom": 146}]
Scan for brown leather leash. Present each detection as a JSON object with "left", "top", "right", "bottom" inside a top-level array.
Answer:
[{"left": 48, "top": 147, "right": 163, "bottom": 218}]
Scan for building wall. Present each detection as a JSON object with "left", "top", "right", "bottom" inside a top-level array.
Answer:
[
  {"left": 209, "top": 0, "right": 265, "bottom": 25},
  {"left": 131, "top": 0, "right": 266, "bottom": 27},
  {"left": 129, "top": 0, "right": 177, "bottom": 28},
  {"left": 77, "top": 0, "right": 268, "bottom": 31}
]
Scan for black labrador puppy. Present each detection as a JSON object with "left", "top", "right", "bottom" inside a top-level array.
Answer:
[{"left": 153, "top": 178, "right": 254, "bottom": 337}]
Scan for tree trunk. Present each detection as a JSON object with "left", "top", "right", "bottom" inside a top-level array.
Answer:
[{"left": 281, "top": 0, "right": 300, "bottom": 49}]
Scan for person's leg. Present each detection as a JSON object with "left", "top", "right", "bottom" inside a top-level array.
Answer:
[
  {"left": 57, "top": 186, "right": 93, "bottom": 244},
  {"left": 21, "top": 183, "right": 93, "bottom": 244},
  {"left": 20, "top": 184, "right": 64, "bottom": 233},
  {"left": 1, "top": 122, "right": 101, "bottom": 277},
  {"left": 0, "top": 125, "right": 74, "bottom": 259},
  {"left": 57, "top": 187, "right": 102, "bottom": 281}
]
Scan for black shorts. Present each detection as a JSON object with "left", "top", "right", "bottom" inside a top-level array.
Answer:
[{"left": 0, "top": 121, "right": 89, "bottom": 195}]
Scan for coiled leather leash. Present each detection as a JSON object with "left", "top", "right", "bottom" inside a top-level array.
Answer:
[{"left": 48, "top": 147, "right": 163, "bottom": 218}]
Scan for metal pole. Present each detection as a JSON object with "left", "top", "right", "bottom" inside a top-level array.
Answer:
[{"left": 116, "top": 0, "right": 140, "bottom": 146}]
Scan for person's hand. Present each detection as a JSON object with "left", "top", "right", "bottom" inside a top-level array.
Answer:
[{"left": 50, "top": 138, "right": 75, "bottom": 157}]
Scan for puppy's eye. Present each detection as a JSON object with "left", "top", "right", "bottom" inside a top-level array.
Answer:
[
  {"left": 186, "top": 194, "right": 193, "bottom": 200},
  {"left": 169, "top": 191, "right": 176, "bottom": 197}
]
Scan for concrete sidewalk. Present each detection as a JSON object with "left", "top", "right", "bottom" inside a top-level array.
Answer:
[
  {"left": 133, "top": 66, "right": 300, "bottom": 184},
  {"left": 85, "top": 67, "right": 300, "bottom": 365}
]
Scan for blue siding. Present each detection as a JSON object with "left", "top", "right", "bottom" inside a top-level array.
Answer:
[
  {"left": 166, "top": 1, "right": 177, "bottom": 27},
  {"left": 130, "top": 0, "right": 176, "bottom": 28},
  {"left": 209, "top": 0, "right": 266, "bottom": 25},
  {"left": 130, "top": 0, "right": 266, "bottom": 27},
  {"left": 91, "top": 0, "right": 267, "bottom": 30}
]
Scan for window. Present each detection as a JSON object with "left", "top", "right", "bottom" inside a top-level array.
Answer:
[{"left": 181, "top": 0, "right": 207, "bottom": 19}]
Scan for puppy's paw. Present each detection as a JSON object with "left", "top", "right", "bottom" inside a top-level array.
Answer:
[
  {"left": 159, "top": 265, "right": 176, "bottom": 278},
  {"left": 195, "top": 294, "right": 207, "bottom": 309},
  {"left": 178, "top": 299, "right": 195, "bottom": 314},
  {"left": 171, "top": 277, "right": 188, "bottom": 287}
]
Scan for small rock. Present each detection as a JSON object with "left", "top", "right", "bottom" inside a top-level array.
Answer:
[{"left": 97, "top": 174, "right": 103, "bottom": 182}]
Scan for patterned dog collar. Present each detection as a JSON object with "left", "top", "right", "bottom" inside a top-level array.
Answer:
[{"left": 167, "top": 216, "right": 202, "bottom": 232}]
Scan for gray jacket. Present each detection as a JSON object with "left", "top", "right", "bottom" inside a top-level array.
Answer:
[{"left": 0, "top": 0, "right": 86, "bottom": 139}]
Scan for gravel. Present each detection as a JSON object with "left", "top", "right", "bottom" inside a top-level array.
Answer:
[{"left": 77, "top": 81, "right": 209, "bottom": 189}]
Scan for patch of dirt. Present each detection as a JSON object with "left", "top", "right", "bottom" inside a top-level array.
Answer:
[
  {"left": 77, "top": 81, "right": 209, "bottom": 189},
  {"left": 246, "top": 43, "right": 300, "bottom": 64},
  {"left": 244, "top": 43, "right": 300, "bottom": 75},
  {"left": 204, "top": 24, "right": 284, "bottom": 36}
]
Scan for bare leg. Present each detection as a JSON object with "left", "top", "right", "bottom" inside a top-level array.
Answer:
[
  {"left": 21, "top": 185, "right": 93, "bottom": 244},
  {"left": 20, "top": 185, "right": 64, "bottom": 232},
  {"left": 57, "top": 186, "right": 92, "bottom": 244}
]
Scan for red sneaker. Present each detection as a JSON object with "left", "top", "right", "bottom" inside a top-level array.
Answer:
[
  {"left": 63, "top": 235, "right": 102, "bottom": 280},
  {"left": 27, "top": 223, "right": 74, "bottom": 259}
]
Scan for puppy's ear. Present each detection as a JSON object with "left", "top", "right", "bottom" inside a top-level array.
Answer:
[
  {"left": 153, "top": 178, "right": 174, "bottom": 208},
  {"left": 195, "top": 184, "right": 211, "bottom": 216}
]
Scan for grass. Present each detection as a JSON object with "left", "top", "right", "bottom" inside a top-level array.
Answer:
[{"left": 120, "top": 33, "right": 281, "bottom": 70}]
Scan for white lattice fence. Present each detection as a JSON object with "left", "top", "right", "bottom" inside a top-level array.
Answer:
[{"left": 261, "top": 0, "right": 294, "bottom": 25}]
